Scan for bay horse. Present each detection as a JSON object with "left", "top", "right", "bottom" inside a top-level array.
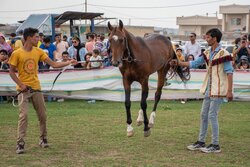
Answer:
[{"left": 108, "top": 20, "right": 189, "bottom": 137}]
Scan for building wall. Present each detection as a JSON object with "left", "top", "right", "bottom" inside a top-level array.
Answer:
[{"left": 224, "top": 14, "right": 247, "bottom": 32}]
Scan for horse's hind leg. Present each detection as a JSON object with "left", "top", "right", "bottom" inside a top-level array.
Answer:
[
  {"left": 149, "top": 66, "right": 170, "bottom": 128},
  {"left": 123, "top": 78, "right": 133, "bottom": 137}
]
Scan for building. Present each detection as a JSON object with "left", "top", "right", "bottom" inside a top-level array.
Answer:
[
  {"left": 176, "top": 15, "right": 222, "bottom": 38},
  {"left": 177, "top": 4, "right": 250, "bottom": 40},
  {"left": 220, "top": 4, "right": 250, "bottom": 33}
]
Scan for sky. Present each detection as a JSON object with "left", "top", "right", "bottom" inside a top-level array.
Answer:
[{"left": 0, "top": 0, "right": 249, "bottom": 28}]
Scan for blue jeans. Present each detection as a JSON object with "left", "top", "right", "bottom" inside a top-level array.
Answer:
[{"left": 198, "top": 96, "right": 223, "bottom": 145}]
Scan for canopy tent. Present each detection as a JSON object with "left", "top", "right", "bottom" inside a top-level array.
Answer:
[{"left": 16, "top": 11, "right": 104, "bottom": 40}]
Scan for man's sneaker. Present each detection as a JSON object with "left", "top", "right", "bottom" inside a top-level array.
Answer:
[
  {"left": 39, "top": 138, "right": 49, "bottom": 148},
  {"left": 187, "top": 141, "right": 205, "bottom": 151},
  {"left": 200, "top": 144, "right": 221, "bottom": 153},
  {"left": 16, "top": 142, "right": 25, "bottom": 154}
]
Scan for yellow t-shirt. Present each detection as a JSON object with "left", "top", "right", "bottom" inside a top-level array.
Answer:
[
  {"left": 37, "top": 41, "right": 42, "bottom": 48},
  {"left": 8, "top": 47, "right": 48, "bottom": 90}
]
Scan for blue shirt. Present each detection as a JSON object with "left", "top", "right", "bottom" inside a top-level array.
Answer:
[{"left": 39, "top": 43, "right": 56, "bottom": 60}]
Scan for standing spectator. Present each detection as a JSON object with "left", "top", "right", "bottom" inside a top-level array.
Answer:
[
  {"left": 233, "top": 37, "right": 250, "bottom": 64},
  {"left": 7, "top": 33, "right": 23, "bottom": 51},
  {"left": 68, "top": 37, "right": 87, "bottom": 68},
  {"left": 0, "top": 33, "right": 12, "bottom": 54},
  {"left": 172, "top": 28, "right": 233, "bottom": 153},
  {"left": 8, "top": 27, "right": 77, "bottom": 154},
  {"left": 94, "top": 34, "right": 108, "bottom": 57},
  {"left": 184, "top": 33, "right": 201, "bottom": 60},
  {"left": 37, "top": 32, "right": 44, "bottom": 48},
  {"left": 39, "top": 36, "right": 57, "bottom": 69},
  {"left": 85, "top": 33, "right": 95, "bottom": 53},
  {"left": 62, "top": 35, "right": 70, "bottom": 46},
  {"left": 53, "top": 34, "right": 69, "bottom": 61},
  {"left": 87, "top": 49, "right": 103, "bottom": 69}
]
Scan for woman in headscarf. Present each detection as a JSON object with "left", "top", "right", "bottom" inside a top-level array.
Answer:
[
  {"left": 67, "top": 37, "right": 87, "bottom": 68},
  {"left": 0, "top": 33, "right": 12, "bottom": 54}
]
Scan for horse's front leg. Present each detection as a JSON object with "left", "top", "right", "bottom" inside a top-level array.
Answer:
[
  {"left": 140, "top": 79, "right": 150, "bottom": 137},
  {"left": 123, "top": 78, "right": 133, "bottom": 137}
]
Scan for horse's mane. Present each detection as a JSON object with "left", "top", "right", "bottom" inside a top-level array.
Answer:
[{"left": 124, "top": 29, "right": 150, "bottom": 51}]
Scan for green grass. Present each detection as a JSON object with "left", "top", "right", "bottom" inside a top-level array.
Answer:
[{"left": 0, "top": 100, "right": 250, "bottom": 167}]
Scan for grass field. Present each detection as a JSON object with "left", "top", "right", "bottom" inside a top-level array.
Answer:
[{"left": 0, "top": 99, "right": 250, "bottom": 167}]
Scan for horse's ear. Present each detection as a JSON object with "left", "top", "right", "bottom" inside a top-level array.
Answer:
[
  {"left": 119, "top": 20, "right": 123, "bottom": 31},
  {"left": 108, "top": 21, "right": 113, "bottom": 31}
]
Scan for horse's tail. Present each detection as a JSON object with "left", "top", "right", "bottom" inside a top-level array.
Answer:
[{"left": 169, "top": 51, "right": 190, "bottom": 82}]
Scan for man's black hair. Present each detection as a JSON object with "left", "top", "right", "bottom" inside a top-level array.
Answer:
[
  {"left": 206, "top": 28, "right": 222, "bottom": 43},
  {"left": 43, "top": 36, "right": 51, "bottom": 43},
  {"left": 62, "top": 51, "right": 69, "bottom": 55},
  {"left": 190, "top": 32, "right": 196, "bottom": 37},
  {"left": 23, "top": 27, "right": 39, "bottom": 40},
  {"left": 55, "top": 33, "right": 61, "bottom": 37}
]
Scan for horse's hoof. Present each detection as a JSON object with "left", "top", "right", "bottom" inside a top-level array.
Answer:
[
  {"left": 127, "top": 130, "right": 134, "bottom": 137},
  {"left": 144, "top": 129, "right": 151, "bottom": 137},
  {"left": 148, "top": 123, "right": 154, "bottom": 128},
  {"left": 136, "top": 121, "right": 143, "bottom": 126}
]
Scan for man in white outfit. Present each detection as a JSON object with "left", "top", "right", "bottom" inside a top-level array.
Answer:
[{"left": 184, "top": 33, "right": 201, "bottom": 60}]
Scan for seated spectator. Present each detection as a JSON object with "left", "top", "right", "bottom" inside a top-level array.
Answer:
[
  {"left": 0, "top": 33, "right": 12, "bottom": 54},
  {"left": 0, "top": 49, "right": 10, "bottom": 69},
  {"left": 68, "top": 37, "right": 87, "bottom": 68},
  {"left": 186, "top": 54, "right": 195, "bottom": 61},
  {"left": 176, "top": 48, "right": 185, "bottom": 62},
  {"left": 39, "top": 36, "right": 57, "bottom": 69},
  {"left": 82, "top": 52, "right": 92, "bottom": 68},
  {"left": 87, "top": 49, "right": 103, "bottom": 70},
  {"left": 54, "top": 51, "right": 74, "bottom": 69},
  {"left": 236, "top": 55, "right": 249, "bottom": 70}
]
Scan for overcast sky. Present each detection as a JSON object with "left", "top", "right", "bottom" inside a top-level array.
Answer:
[{"left": 0, "top": 0, "right": 249, "bottom": 28}]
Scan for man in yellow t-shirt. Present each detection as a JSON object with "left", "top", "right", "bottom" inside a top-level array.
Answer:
[{"left": 8, "top": 27, "right": 77, "bottom": 154}]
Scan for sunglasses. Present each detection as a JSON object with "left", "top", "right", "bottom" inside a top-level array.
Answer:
[
  {"left": 189, "top": 36, "right": 194, "bottom": 38},
  {"left": 72, "top": 41, "right": 78, "bottom": 43}
]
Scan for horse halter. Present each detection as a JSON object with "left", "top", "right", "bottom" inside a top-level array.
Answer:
[{"left": 121, "top": 37, "right": 137, "bottom": 63}]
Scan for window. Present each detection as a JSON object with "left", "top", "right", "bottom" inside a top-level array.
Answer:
[{"left": 231, "top": 18, "right": 241, "bottom": 26}]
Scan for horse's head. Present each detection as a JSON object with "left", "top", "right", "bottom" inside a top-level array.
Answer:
[{"left": 108, "top": 20, "right": 127, "bottom": 67}]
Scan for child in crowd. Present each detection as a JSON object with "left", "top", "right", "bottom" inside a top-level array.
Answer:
[
  {"left": 236, "top": 55, "right": 249, "bottom": 70},
  {"left": 87, "top": 49, "right": 103, "bottom": 69},
  {"left": 186, "top": 54, "right": 195, "bottom": 61},
  {"left": 176, "top": 48, "right": 185, "bottom": 62},
  {"left": 83, "top": 52, "right": 92, "bottom": 68}
]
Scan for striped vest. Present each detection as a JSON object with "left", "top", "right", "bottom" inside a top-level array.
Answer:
[{"left": 200, "top": 48, "right": 232, "bottom": 97}]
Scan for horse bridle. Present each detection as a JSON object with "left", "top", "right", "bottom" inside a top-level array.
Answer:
[{"left": 121, "top": 37, "right": 143, "bottom": 63}]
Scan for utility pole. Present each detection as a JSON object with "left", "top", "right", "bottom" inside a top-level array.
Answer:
[{"left": 85, "top": 0, "right": 87, "bottom": 25}]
